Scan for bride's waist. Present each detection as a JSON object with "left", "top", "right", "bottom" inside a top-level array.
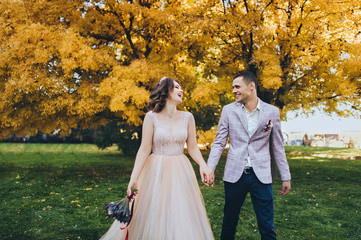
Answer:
[{"left": 150, "top": 152, "right": 185, "bottom": 157}]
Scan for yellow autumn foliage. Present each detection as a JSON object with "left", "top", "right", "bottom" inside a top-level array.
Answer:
[
  {"left": 196, "top": 128, "right": 218, "bottom": 150},
  {"left": 0, "top": 0, "right": 359, "bottom": 142}
]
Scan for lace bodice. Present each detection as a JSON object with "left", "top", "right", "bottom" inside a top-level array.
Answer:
[{"left": 148, "top": 111, "right": 191, "bottom": 156}]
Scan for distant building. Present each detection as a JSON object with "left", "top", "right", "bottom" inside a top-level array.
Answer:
[
  {"left": 340, "top": 131, "right": 361, "bottom": 148},
  {"left": 284, "top": 132, "right": 306, "bottom": 146},
  {"left": 283, "top": 131, "right": 361, "bottom": 148}
]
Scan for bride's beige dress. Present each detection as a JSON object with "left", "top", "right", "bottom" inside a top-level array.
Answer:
[{"left": 100, "top": 111, "right": 214, "bottom": 240}]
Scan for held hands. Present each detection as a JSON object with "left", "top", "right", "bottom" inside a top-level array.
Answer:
[
  {"left": 200, "top": 164, "right": 215, "bottom": 187},
  {"left": 280, "top": 180, "right": 291, "bottom": 196}
]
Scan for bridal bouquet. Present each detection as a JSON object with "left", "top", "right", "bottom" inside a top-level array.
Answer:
[{"left": 105, "top": 186, "right": 138, "bottom": 227}]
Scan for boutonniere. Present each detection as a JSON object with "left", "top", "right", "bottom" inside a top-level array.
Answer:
[{"left": 263, "top": 120, "right": 273, "bottom": 132}]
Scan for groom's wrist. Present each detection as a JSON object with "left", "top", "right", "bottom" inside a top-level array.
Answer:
[{"left": 207, "top": 164, "right": 216, "bottom": 172}]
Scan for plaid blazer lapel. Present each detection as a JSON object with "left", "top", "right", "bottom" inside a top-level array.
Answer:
[{"left": 234, "top": 102, "right": 250, "bottom": 136}]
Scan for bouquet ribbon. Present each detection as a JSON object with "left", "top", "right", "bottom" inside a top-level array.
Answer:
[{"left": 120, "top": 194, "right": 136, "bottom": 240}]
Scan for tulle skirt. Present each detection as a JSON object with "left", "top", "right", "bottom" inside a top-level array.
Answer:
[{"left": 100, "top": 153, "right": 214, "bottom": 240}]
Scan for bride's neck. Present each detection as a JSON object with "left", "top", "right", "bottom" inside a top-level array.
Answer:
[{"left": 162, "top": 102, "right": 178, "bottom": 118}]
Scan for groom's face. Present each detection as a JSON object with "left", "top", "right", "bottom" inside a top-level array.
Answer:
[{"left": 232, "top": 77, "right": 252, "bottom": 103}]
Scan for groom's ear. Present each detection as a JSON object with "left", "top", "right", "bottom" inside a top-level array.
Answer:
[{"left": 249, "top": 81, "right": 256, "bottom": 90}]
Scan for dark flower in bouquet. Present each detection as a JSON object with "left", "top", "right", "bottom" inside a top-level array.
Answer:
[{"left": 105, "top": 186, "right": 138, "bottom": 227}]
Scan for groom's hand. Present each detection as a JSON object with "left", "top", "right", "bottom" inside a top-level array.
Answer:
[
  {"left": 200, "top": 164, "right": 214, "bottom": 186},
  {"left": 280, "top": 180, "right": 291, "bottom": 196},
  {"left": 207, "top": 171, "right": 215, "bottom": 186}
]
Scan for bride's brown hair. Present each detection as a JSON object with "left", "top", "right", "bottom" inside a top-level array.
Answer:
[{"left": 147, "top": 77, "right": 180, "bottom": 113}]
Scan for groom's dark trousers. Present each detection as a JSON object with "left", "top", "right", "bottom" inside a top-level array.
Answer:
[{"left": 220, "top": 169, "right": 276, "bottom": 240}]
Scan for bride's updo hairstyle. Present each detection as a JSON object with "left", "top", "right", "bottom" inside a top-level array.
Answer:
[{"left": 147, "top": 77, "right": 180, "bottom": 113}]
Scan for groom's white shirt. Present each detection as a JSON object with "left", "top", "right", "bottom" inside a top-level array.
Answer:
[
  {"left": 242, "top": 99, "right": 261, "bottom": 167},
  {"left": 208, "top": 99, "right": 291, "bottom": 184}
]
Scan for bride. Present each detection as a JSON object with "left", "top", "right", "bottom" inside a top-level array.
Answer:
[{"left": 100, "top": 77, "right": 215, "bottom": 240}]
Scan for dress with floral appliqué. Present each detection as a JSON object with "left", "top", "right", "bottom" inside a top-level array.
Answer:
[{"left": 100, "top": 111, "right": 214, "bottom": 240}]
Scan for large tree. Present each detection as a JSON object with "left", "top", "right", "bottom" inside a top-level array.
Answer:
[
  {"left": 192, "top": 0, "right": 361, "bottom": 117},
  {"left": 0, "top": 0, "right": 200, "bottom": 139},
  {"left": 0, "top": 0, "right": 360, "bottom": 144}
]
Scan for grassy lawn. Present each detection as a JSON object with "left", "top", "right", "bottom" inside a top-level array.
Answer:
[{"left": 0, "top": 143, "right": 360, "bottom": 240}]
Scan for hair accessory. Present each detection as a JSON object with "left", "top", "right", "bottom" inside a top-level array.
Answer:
[{"left": 160, "top": 76, "right": 167, "bottom": 82}]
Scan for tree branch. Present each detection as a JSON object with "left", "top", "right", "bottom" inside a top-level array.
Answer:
[
  {"left": 316, "top": 94, "right": 342, "bottom": 101},
  {"left": 243, "top": 0, "right": 249, "bottom": 13},
  {"left": 289, "top": 74, "right": 307, "bottom": 88},
  {"left": 98, "top": 5, "right": 139, "bottom": 59},
  {"left": 296, "top": 23, "right": 303, "bottom": 36},
  {"left": 260, "top": 0, "right": 274, "bottom": 21},
  {"left": 235, "top": 33, "right": 247, "bottom": 51},
  {"left": 222, "top": 0, "right": 227, "bottom": 14},
  {"left": 300, "top": 0, "right": 308, "bottom": 19}
]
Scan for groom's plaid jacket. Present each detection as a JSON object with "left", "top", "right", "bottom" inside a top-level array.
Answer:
[{"left": 207, "top": 99, "right": 291, "bottom": 184}]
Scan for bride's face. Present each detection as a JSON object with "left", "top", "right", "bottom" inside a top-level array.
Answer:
[{"left": 168, "top": 81, "right": 183, "bottom": 104}]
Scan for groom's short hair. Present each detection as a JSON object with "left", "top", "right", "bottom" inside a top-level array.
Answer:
[{"left": 234, "top": 71, "right": 258, "bottom": 89}]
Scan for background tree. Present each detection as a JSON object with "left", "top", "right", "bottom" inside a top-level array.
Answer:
[
  {"left": 193, "top": 0, "right": 361, "bottom": 118},
  {"left": 0, "top": 0, "right": 360, "bottom": 150},
  {"left": 0, "top": 0, "right": 206, "bottom": 151}
]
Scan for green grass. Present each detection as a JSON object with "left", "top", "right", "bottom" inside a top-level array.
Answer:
[{"left": 0, "top": 144, "right": 360, "bottom": 239}]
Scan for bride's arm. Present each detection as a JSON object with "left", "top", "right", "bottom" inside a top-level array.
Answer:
[
  {"left": 186, "top": 113, "right": 214, "bottom": 186},
  {"left": 127, "top": 113, "right": 153, "bottom": 195}
]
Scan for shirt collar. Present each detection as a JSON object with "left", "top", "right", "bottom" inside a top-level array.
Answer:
[{"left": 240, "top": 98, "right": 261, "bottom": 113}]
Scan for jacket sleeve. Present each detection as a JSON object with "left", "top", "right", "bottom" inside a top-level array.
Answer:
[
  {"left": 207, "top": 107, "right": 229, "bottom": 172},
  {"left": 270, "top": 109, "right": 291, "bottom": 181}
]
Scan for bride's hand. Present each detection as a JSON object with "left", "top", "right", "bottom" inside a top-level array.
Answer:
[
  {"left": 127, "top": 179, "right": 138, "bottom": 197},
  {"left": 200, "top": 164, "right": 214, "bottom": 186}
]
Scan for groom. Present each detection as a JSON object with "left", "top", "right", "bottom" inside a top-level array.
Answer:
[{"left": 207, "top": 71, "right": 291, "bottom": 240}]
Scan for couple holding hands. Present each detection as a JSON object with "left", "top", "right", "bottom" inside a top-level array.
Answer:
[{"left": 101, "top": 71, "right": 291, "bottom": 240}]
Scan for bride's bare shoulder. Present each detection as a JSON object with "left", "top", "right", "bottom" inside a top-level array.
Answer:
[{"left": 144, "top": 111, "right": 156, "bottom": 123}]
